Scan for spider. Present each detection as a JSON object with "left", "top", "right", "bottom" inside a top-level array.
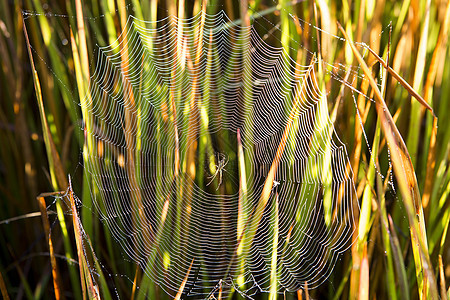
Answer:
[{"left": 206, "top": 153, "right": 229, "bottom": 190}]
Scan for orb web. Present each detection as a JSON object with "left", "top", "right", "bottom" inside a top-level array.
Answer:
[{"left": 82, "top": 11, "right": 358, "bottom": 298}]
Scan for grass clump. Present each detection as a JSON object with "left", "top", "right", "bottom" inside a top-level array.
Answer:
[{"left": 0, "top": 0, "right": 449, "bottom": 299}]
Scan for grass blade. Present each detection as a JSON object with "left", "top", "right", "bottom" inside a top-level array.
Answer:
[
  {"left": 68, "top": 178, "right": 99, "bottom": 300},
  {"left": 246, "top": 59, "right": 315, "bottom": 244},
  {"left": 377, "top": 176, "right": 397, "bottom": 300},
  {"left": 23, "top": 20, "right": 67, "bottom": 190},
  {"left": 269, "top": 194, "right": 279, "bottom": 300},
  {"left": 388, "top": 215, "right": 410, "bottom": 300},
  {"left": 358, "top": 243, "right": 368, "bottom": 300},
  {"left": 338, "top": 22, "right": 438, "bottom": 299},
  {"left": 236, "top": 128, "right": 248, "bottom": 286},
  {"left": 37, "top": 196, "right": 65, "bottom": 300},
  {"left": 439, "top": 255, "right": 448, "bottom": 300},
  {"left": 174, "top": 258, "right": 194, "bottom": 300},
  {"left": 0, "top": 269, "right": 10, "bottom": 300},
  {"left": 364, "top": 46, "right": 434, "bottom": 116}
]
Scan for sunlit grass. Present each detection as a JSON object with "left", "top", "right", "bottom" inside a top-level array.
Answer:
[{"left": 0, "top": 0, "right": 449, "bottom": 299}]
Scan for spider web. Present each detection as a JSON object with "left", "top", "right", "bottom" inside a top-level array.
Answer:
[
  {"left": 76, "top": 10, "right": 359, "bottom": 298},
  {"left": 20, "top": 3, "right": 391, "bottom": 297}
]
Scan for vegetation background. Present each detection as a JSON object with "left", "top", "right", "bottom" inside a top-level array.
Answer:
[{"left": 0, "top": 0, "right": 449, "bottom": 299}]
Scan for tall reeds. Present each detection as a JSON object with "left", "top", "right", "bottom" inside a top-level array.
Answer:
[{"left": 0, "top": 0, "right": 449, "bottom": 299}]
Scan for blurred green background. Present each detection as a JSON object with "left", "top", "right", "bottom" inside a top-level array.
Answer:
[{"left": 0, "top": 0, "right": 449, "bottom": 299}]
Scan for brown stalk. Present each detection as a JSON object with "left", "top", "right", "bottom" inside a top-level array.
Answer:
[
  {"left": 117, "top": 0, "right": 153, "bottom": 248},
  {"left": 313, "top": 3, "right": 322, "bottom": 61},
  {"left": 422, "top": 0, "right": 450, "bottom": 210},
  {"left": 69, "top": 179, "right": 99, "bottom": 300},
  {"left": 331, "top": 76, "right": 358, "bottom": 226},
  {"left": 338, "top": 22, "right": 438, "bottom": 299},
  {"left": 314, "top": 0, "right": 332, "bottom": 61},
  {"left": 251, "top": 58, "right": 315, "bottom": 234},
  {"left": 350, "top": 73, "right": 370, "bottom": 182},
  {"left": 225, "top": 58, "right": 316, "bottom": 279},
  {"left": 12, "top": 10, "right": 38, "bottom": 200},
  {"left": 174, "top": 258, "right": 194, "bottom": 300},
  {"left": 330, "top": 69, "right": 351, "bottom": 122},
  {"left": 237, "top": 128, "right": 247, "bottom": 242},
  {"left": 348, "top": 72, "right": 369, "bottom": 300},
  {"left": 177, "top": 0, "right": 185, "bottom": 64},
  {"left": 218, "top": 280, "right": 222, "bottom": 300},
  {"left": 347, "top": 69, "right": 372, "bottom": 297},
  {"left": 185, "top": 4, "right": 207, "bottom": 183},
  {"left": 166, "top": 0, "right": 177, "bottom": 20},
  {"left": 169, "top": 74, "right": 181, "bottom": 176},
  {"left": 0, "top": 211, "right": 53, "bottom": 225},
  {"left": 297, "top": 284, "right": 310, "bottom": 300},
  {"left": 37, "top": 196, "right": 65, "bottom": 300},
  {"left": 70, "top": 188, "right": 86, "bottom": 299},
  {"left": 23, "top": 25, "right": 71, "bottom": 300},
  {"left": 439, "top": 255, "right": 448, "bottom": 300},
  {"left": 75, "top": 0, "right": 90, "bottom": 81},
  {"left": 0, "top": 269, "right": 9, "bottom": 300},
  {"left": 363, "top": 46, "right": 435, "bottom": 116},
  {"left": 240, "top": 0, "right": 250, "bottom": 28},
  {"left": 130, "top": 266, "right": 141, "bottom": 300},
  {"left": 355, "top": 0, "right": 365, "bottom": 42},
  {"left": 423, "top": 0, "right": 450, "bottom": 101},
  {"left": 304, "top": 282, "right": 310, "bottom": 300},
  {"left": 177, "top": 3, "right": 208, "bottom": 255},
  {"left": 422, "top": 116, "right": 438, "bottom": 210},
  {"left": 0, "top": 29, "right": 13, "bottom": 87},
  {"left": 358, "top": 243, "right": 369, "bottom": 300},
  {"left": 23, "top": 21, "right": 68, "bottom": 191}
]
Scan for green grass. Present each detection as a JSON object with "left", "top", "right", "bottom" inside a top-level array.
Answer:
[{"left": 1, "top": 0, "right": 449, "bottom": 299}]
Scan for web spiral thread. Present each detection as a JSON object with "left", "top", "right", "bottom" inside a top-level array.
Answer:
[{"left": 81, "top": 11, "right": 358, "bottom": 298}]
